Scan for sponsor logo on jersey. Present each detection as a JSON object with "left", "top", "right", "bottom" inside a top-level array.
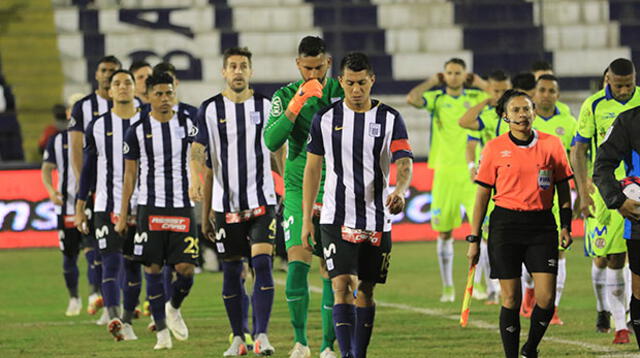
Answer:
[
  {"left": 148, "top": 215, "right": 190, "bottom": 232},
  {"left": 123, "top": 142, "right": 129, "bottom": 154},
  {"left": 555, "top": 127, "right": 565, "bottom": 136},
  {"left": 270, "top": 96, "right": 283, "bottom": 117}
]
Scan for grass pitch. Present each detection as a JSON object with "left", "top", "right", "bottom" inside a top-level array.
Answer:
[{"left": 1, "top": 240, "right": 639, "bottom": 357}]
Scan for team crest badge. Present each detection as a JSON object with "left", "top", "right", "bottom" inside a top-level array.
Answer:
[
  {"left": 188, "top": 125, "right": 198, "bottom": 137},
  {"left": 250, "top": 111, "right": 261, "bottom": 125},
  {"left": 555, "top": 127, "right": 565, "bottom": 136},
  {"left": 369, "top": 123, "right": 381, "bottom": 137},
  {"left": 464, "top": 101, "right": 471, "bottom": 109},
  {"left": 123, "top": 142, "right": 129, "bottom": 154},
  {"left": 69, "top": 117, "right": 76, "bottom": 127},
  {"left": 538, "top": 169, "right": 551, "bottom": 190},
  {"left": 595, "top": 237, "right": 606, "bottom": 249}
]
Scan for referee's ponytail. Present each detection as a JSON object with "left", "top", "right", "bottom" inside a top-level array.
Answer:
[{"left": 496, "top": 89, "right": 533, "bottom": 119}]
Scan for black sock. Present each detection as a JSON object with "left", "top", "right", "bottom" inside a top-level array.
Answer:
[
  {"left": 526, "top": 305, "right": 554, "bottom": 351},
  {"left": 630, "top": 295, "right": 640, "bottom": 348},
  {"left": 500, "top": 306, "right": 520, "bottom": 358}
]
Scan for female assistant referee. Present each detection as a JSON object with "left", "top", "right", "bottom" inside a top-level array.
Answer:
[{"left": 466, "top": 90, "right": 573, "bottom": 358}]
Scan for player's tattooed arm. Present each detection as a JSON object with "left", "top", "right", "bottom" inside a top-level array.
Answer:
[
  {"left": 387, "top": 157, "right": 413, "bottom": 214},
  {"left": 189, "top": 142, "right": 207, "bottom": 202}
]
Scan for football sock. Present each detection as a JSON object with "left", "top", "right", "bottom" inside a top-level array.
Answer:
[
  {"left": 94, "top": 250, "right": 103, "bottom": 294},
  {"left": 592, "top": 262, "right": 609, "bottom": 312},
  {"left": 333, "top": 303, "right": 355, "bottom": 357},
  {"left": 163, "top": 265, "right": 174, "bottom": 301},
  {"left": 286, "top": 261, "right": 310, "bottom": 346},
  {"left": 607, "top": 267, "right": 627, "bottom": 331},
  {"left": 499, "top": 306, "right": 520, "bottom": 358},
  {"left": 252, "top": 254, "right": 274, "bottom": 335},
  {"left": 101, "top": 252, "right": 122, "bottom": 318},
  {"left": 555, "top": 258, "right": 566, "bottom": 307},
  {"left": 241, "top": 281, "right": 250, "bottom": 334},
  {"left": 526, "top": 305, "right": 554, "bottom": 350},
  {"left": 85, "top": 249, "right": 99, "bottom": 294},
  {"left": 354, "top": 306, "right": 375, "bottom": 358},
  {"left": 122, "top": 258, "right": 141, "bottom": 323},
  {"left": 437, "top": 237, "right": 454, "bottom": 287},
  {"left": 222, "top": 260, "right": 244, "bottom": 337},
  {"left": 630, "top": 295, "right": 640, "bottom": 348},
  {"left": 62, "top": 254, "right": 79, "bottom": 298},
  {"left": 321, "top": 277, "right": 336, "bottom": 351},
  {"left": 624, "top": 265, "right": 632, "bottom": 310},
  {"left": 145, "top": 272, "right": 166, "bottom": 331},
  {"left": 170, "top": 272, "right": 194, "bottom": 309}
]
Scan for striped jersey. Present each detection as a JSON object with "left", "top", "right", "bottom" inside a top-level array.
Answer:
[
  {"left": 69, "top": 93, "right": 143, "bottom": 133},
  {"left": 140, "top": 102, "right": 198, "bottom": 120},
  {"left": 307, "top": 100, "right": 414, "bottom": 232},
  {"left": 78, "top": 111, "right": 141, "bottom": 213},
  {"left": 43, "top": 130, "right": 76, "bottom": 216},
  {"left": 124, "top": 110, "right": 197, "bottom": 208},
  {"left": 195, "top": 93, "right": 277, "bottom": 213}
]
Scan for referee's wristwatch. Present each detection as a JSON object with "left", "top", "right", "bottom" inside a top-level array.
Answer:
[{"left": 465, "top": 234, "right": 481, "bottom": 243}]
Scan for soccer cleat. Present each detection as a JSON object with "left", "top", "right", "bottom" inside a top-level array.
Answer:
[
  {"left": 550, "top": 306, "right": 564, "bottom": 326},
  {"left": 224, "top": 335, "right": 248, "bottom": 356},
  {"left": 596, "top": 311, "right": 611, "bottom": 333},
  {"left": 319, "top": 347, "right": 337, "bottom": 358},
  {"left": 65, "top": 297, "right": 82, "bottom": 316},
  {"left": 439, "top": 285, "right": 455, "bottom": 303},
  {"left": 96, "top": 310, "right": 109, "bottom": 325},
  {"left": 133, "top": 306, "right": 142, "bottom": 319},
  {"left": 142, "top": 300, "right": 151, "bottom": 317},
  {"left": 472, "top": 281, "right": 488, "bottom": 300},
  {"left": 121, "top": 323, "right": 138, "bottom": 341},
  {"left": 520, "top": 288, "right": 535, "bottom": 318},
  {"left": 613, "top": 329, "right": 630, "bottom": 344},
  {"left": 253, "top": 333, "right": 275, "bottom": 356},
  {"left": 108, "top": 318, "right": 124, "bottom": 341},
  {"left": 165, "top": 301, "right": 189, "bottom": 341},
  {"left": 520, "top": 342, "right": 538, "bottom": 358},
  {"left": 154, "top": 328, "right": 172, "bottom": 350},
  {"left": 288, "top": 342, "right": 311, "bottom": 358},
  {"left": 228, "top": 333, "right": 254, "bottom": 349},
  {"left": 87, "top": 294, "right": 104, "bottom": 315},
  {"left": 485, "top": 291, "right": 499, "bottom": 305}
]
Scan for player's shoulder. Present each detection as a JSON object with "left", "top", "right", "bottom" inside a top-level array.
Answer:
[
  {"left": 315, "top": 98, "right": 343, "bottom": 119},
  {"left": 537, "top": 130, "right": 564, "bottom": 146},
  {"left": 582, "top": 88, "right": 607, "bottom": 106},
  {"left": 199, "top": 93, "right": 223, "bottom": 111},
  {"left": 274, "top": 80, "right": 303, "bottom": 98},
  {"left": 376, "top": 100, "right": 401, "bottom": 118},
  {"left": 616, "top": 105, "right": 640, "bottom": 125},
  {"left": 252, "top": 92, "right": 271, "bottom": 103},
  {"left": 88, "top": 111, "right": 109, "bottom": 129},
  {"left": 464, "top": 89, "right": 486, "bottom": 98},
  {"left": 424, "top": 88, "right": 446, "bottom": 96}
]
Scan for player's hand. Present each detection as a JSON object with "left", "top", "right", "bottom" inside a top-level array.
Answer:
[
  {"left": 435, "top": 73, "right": 445, "bottom": 85},
  {"left": 618, "top": 198, "right": 640, "bottom": 221},
  {"left": 301, "top": 217, "right": 315, "bottom": 252},
  {"left": 74, "top": 211, "right": 89, "bottom": 235},
  {"left": 465, "top": 73, "right": 475, "bottom": 87},
  {"left": 579, "top": 189, "right": 595, "bottom": 218},
  {"left": 466, "top": 242, "right": 480, "bottom": 267},
  {"left": 287, "top": 79, "right": 323, "bottom": 115},
  {"left": 48, "top": 190, "right": 63, "bottom": 206},
  {"left": 468, "top": 166, "right": 477, "bottom": 182},
  {"left": 386, "top": 191, "right": 406, "bottom": 215},
  {"left": 202, "top": 219, "right": 215, "bottom": 242},
  {"left": 559, "top": 227, "right": 572, "bottom": 249},
  {"left": 189, "top": 181, "right": 203, "bottom": 202},
  {"left": 114, "top": 215, "right": 127, "bottom": 237}
]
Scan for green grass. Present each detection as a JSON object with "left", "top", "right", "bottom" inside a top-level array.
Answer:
[{"left": 0, "top": 240, "right": 639, "bottom": 357}]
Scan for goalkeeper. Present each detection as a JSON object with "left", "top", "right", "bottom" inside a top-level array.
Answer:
[{"left": 263, "top": 36, "right": 344, "bottom": 358}]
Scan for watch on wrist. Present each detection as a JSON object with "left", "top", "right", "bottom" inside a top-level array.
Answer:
[{"left": 465, "top": 234, "right": 481, "bottom": 243}]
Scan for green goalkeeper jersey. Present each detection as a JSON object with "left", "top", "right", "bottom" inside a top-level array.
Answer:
[{"left": 264, "top": 78, "right": 344, "bottom": 201}]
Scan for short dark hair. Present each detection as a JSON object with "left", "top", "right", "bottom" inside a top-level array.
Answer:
[
  {"left": 108, "top": 69, "right": 134, "bottom": 84},
  {"left": 145, "top": 72, "right": 175, "bottom": 91},
  {"left": 531, "top": 60, "right": 553, "bottom": 72},
  {"left": 340, "top": 52, "right": 374, "bottom": 75},
  {"left": 223, "top": 46, "right": 252, "bottom": 67},
  {"left": 444, "top": 58, "right": 466, "bottom": 69},
  {"left": 609, "top": 58, "right": 635, "bottom": 76},
  {"left": 153, "top": 62, "right": 177, "bottom": 77},
  {"left": 488, "top": 70, "right": 509, "bottom": 82},
  {"left": 129, "top": 60, "right": 151, "bottom": 74},
  {"left": 98, "top": 55, "right": 122, "bottom": 69},
  {"left": 298, "top": 36, "right": 326, "bottom": 57},
  {"left": 537, "top": 74, "right": 558, "bottom": 83},
  {"left": 512, "top": 73, "right": 536, "bottom": 91},
  {"left": 496, "top": 89, "right": 532, "bottom": 118}
]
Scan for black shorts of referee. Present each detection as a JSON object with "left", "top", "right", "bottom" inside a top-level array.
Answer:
[{"left": 488, "top": 206, "right": 559, "bottom": 279}]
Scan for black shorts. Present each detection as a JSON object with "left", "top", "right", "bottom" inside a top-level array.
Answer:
[
  {"left": 81, "top": 196, "right": 97, "bottom": 249},
  {"left": 59, "top": 228, "right": 82, "bottom": 257},
  {"left": 320, "top": 224, "right": 392, "bottom": 284},
  {"left": 626, "top": 240, "right": 640, "bottom": 275},
  {"left": 212, "top": 206, "right": 276, "bottom": 259},
  {"left": 94, "top": 212, "right": 125, "bottom": 254},
  {"left": 134, "top": 205, "right": 198, "bottom": 266},
  {"left": 488, "top": 206, "right": 559, "bottom": 279}
]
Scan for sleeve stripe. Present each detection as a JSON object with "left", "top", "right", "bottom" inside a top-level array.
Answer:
[
  {"left": 574, "top": 133, "right": 591, "bottom": 143},
  {"left": 391, "top": 139, "right": 411, "bottom": 153},
  {"left": 555, "top": 175, "right": 574, "bottom": 184},
  {"left": 474, "top": 180, "right": 494, "bottom": 188}
]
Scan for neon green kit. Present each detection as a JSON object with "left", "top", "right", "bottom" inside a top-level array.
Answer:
[
  {"left": 423, "top": 89, "right": 489, "bottom": 232},
  {"left": 577, "top": 86, "right": 640, "bottom": 257}
]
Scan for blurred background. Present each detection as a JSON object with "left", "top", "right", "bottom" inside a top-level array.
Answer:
[{"left": 0, "top": 0, "right": 637, "bottom": 161}]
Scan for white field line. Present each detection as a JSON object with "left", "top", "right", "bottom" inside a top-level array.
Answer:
[{"left": 273, "top": 279, "right": 628, "bottom": 356}]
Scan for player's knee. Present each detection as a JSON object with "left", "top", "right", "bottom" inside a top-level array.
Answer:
[
  {"left": 357, "top": 281, "right": 376, "bottom": 305},
  {"left": 174, "top": 263, "right": 195, "bottom": 277},
  {"left": 287, "top": 246, "right": 312, "bottom": 263},
  {"left": 607, "top": 253, "right": 625, "bottom": 269},
  {"left": 332, "top": 275, "right": 355, "bottom": 301},
  {"left": 144, "top": 263, "right": 163, "bottom": 274},
  {"left": 251, "top": 254, "right": 271, "bottom": 273}
]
